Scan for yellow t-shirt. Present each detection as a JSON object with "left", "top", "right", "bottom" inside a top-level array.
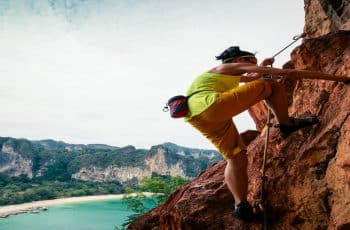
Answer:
[{"left": 185, "top": 72, "right": 241, "bottom": 121}]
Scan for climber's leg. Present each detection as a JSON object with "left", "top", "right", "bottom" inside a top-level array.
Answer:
[
  {"left": 199, "top": 79, "right": 273, "bottom": 122},
  {"left": 188, "top": 117, "right": 255, "bottom": 221},
  {"left": 263, "top": 79, "right": 291, "bottom": 125},
  {"left": 225, "top": 151, "right": 248, "bottom": 204},
  {"left": 188, "top": 118, "right": 246, "bottom": 159},
  {"left": 225, "top": 151, "right": 254, "bottom": 222},
  {"left": 264, "top": 80, "right": 319, "bottom": 134}
]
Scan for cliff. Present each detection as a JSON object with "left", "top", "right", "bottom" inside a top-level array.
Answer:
[
  {"left": 72, "top": 147, "right": 187, "bottom": 182},
  {"left": 0, "top": 137, "right": 221, "bottom": 183},
  {"left": 0, "top": 143, "right": 33, "bottom": 178},
  {"left": 128, "top": 1, "right": 350, "bottom": 229}
]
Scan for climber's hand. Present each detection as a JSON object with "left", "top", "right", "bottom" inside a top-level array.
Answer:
[{"left": 260, "top": 57, "right": 275, "bottom": 67}]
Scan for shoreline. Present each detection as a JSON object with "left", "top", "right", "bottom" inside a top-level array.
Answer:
[{"left": 0, "top": 193, "right": 154, "bottom": 218}]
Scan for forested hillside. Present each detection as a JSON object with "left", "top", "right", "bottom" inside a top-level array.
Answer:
[{"left": 0, "top": 137, "right": 221, "bottom": 205}]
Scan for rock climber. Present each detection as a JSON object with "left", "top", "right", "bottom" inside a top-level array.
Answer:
[{"left": 184, "top": 46, "right": 335, "bottom": 222}]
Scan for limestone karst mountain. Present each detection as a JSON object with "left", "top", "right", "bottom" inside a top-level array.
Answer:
[
  {"left": 128, "top": 1, "right": 350, "bottom": 229},
  {"left": 0, "top": 137, "right": 222, "bottom": 183}
]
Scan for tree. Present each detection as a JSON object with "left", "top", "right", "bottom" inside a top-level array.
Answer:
[
  {"left": 123, "top": 189, "right": 148, "bottom": 213},
  {"left": 139, "top": 176, "right": 187, "bottom": 203},
  {"left": 122, "top": 175, "right": 188, "bottom": 227}
]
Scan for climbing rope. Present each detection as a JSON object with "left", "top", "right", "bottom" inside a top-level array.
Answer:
[
  {"left": 255, "top": 37, "right": 302, "bottom": 227},
  {"left": 255, "top": 32, "right": 306, "bottom": 229},
  {"left": 255, "top": 16, "right": 330, "bottom": 230},
  {"left": 255, "top": 82, "right": 272, "bottom": 230},
  {"left": 258, "top": 109, "right": 272, "bottom": 230}
]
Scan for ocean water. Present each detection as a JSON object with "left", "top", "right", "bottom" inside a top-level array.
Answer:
[{"left": 0, "top": 199, "right": 154, "bottom": 230}]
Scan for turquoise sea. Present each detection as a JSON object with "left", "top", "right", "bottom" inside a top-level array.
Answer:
[{"left": 0, "top": 199, "right": 154, "bottom": 230}]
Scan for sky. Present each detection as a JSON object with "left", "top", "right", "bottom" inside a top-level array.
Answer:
[{"left": 0, "top": 0, "right": 305, "bottom": 149}]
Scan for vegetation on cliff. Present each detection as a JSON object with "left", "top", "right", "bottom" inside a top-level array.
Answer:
[
  {"left": 0, "top": 137, "right": 220, "bottom": 205},
  {"left": 121, "top": 174, "right": 188, "bottom": 228},
  {"left": 123, "top": 174, "right": 188, "bottom": 212},
  {"left": 0, "top": 173, "right": 124, "bottom": 205},
  {"left": 0, "top": 137, "right": 221, "bottom": 179}
]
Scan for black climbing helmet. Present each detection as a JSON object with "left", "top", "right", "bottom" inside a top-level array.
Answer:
[{"left": 216, "top": 46, "right": 255, "bottom": 63}]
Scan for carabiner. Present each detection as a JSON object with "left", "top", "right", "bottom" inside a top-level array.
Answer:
[{"left": 293, "top": 33, "right": 306, "bottom": 41}]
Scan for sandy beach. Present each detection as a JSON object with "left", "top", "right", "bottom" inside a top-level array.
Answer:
[{"left": 0, "top": 192, "right": 154, "bottom": 218}]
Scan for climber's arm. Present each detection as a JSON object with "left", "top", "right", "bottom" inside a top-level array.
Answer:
[
  {"left": 210, "top": 63, "right": 288, "bottom": 82},
  {"left": 240, "top": 58, "right": 276, "bottom": 82},
  {"left": 212, "top": 63, "right": 350, "bottom": 83},
  {"left": 284, "top": 69, "right": 350, "bottom": 82},
  {"left": 239, "top": 75, "right": 262, "bottom": 82}
]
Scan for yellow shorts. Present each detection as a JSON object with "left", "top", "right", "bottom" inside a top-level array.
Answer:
[{"left": 188, "top": 79, "right": 272, "bottom": 159}]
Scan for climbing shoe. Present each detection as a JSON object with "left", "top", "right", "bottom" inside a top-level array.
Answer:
[
  {"left": 276, "top": 116, "right": 319, "bottom": 136},
  {"left": 234, "top": 201, "right": 254, "bottom": 223}
]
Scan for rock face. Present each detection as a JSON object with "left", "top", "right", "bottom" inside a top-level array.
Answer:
[
  {"left": 304, "top": 0, "right": 350, "bottom": 38},
  {"left": 0, "top": 144, "right": 33, "bottom": 178},
  {"left": 0, "top": 137, "right": 221, "bottom": 183},
  {"left": 72, "top": 148, "right": 187, "bottom": 182},
  {"left": 128, "top": 2, "right": 350, "bottom": 229}
]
